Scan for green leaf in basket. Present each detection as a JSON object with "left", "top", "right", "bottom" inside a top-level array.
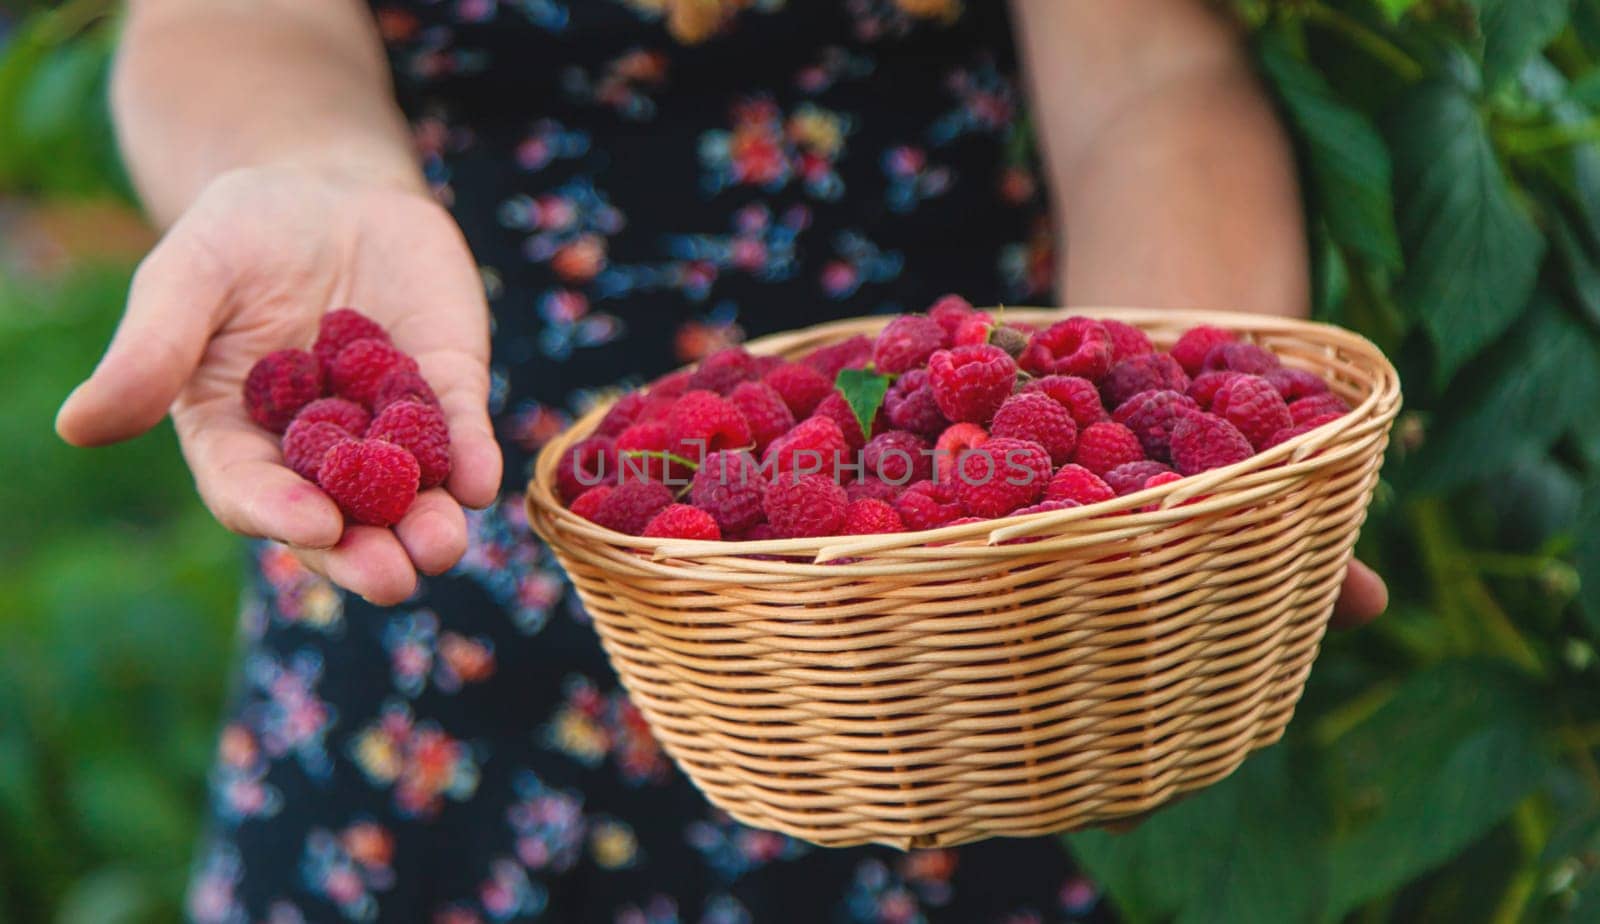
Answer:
[
  {"left": 1258, "top": 32, "right": 1402, "bottom": 271},
  {"left": 834, "top": 367, "right": 893, "bottom": 438},
  {"left": 1387, "top": 81, "right": 1544, "bottom": 386}
]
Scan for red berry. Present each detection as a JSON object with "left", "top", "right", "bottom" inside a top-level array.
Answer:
[
  {"left": 1186, "top": 371, "right": 1244, "bottom": 410},
  {"left": 556, "top": 436, "right": 617, "bottom": 503},
  {"left": 1169, "top": 325, "right": 1236, "bottom": 376},
  {"left": 1201, "top": 342, "right": 1279, "bottom": 376},
  {"left": 1211, "top": 375, "right": 1293, "bottom": 450},
  {"left": 1263, "top": 367, "right": 1330, "bottom": 402},
  {"left": 330, "top": 338, "right": 419, "bottom": 408},
  {"left": 318, "top": 438, "right": 420, "bottom": 527},
  {"left": 372, "top": 370, "right": 440, "bottom": 413},
  {"left": 812, "top": 391, "right": 870, "bottom": 451},
  {"left": 763, "top": 416, "right": 849, "bottom": 477},
  {"left": 872, "top": 315, "right": 945, "bottom": 374},
  {"left": 842, "top": 498, "right": 905, "bottom": 535},
  {"left": 596, "top": 392, "right": 649, "bottom": 438},
  {"left": 643, "top": 504, "right": 722, "bottom": 540},
  {"left": 1018, "top": 317, "right": 1113, "bottom": 380},
  {"left": 666, "top": 390, "right": 753, "bottom": 463},
  {"left": 763, "top": 473, "right": 848, "bottom": 538},
  {"left": 933, "top": 422, "right": 989, "bottom": 482},
  {"left": 893, "top": 479, "right": 963, "bottom": 531},
  {"left": 763, "top": 362, "right": 834, "bottom": 419},
  {"left": 862, "top": 430, "right": 933, "bottom": 485},
  {"left": 952, "top": 437, "right": 1052, "bottom": 518},
  {"left": 615, "top": 421, "right": 672, "bottom": 482},
  {"left": 1264, "top": 413, "right": 1344, "bottom": 448},
  {"left": 1143, "top": 471, "right": 1184, "bottom": 491},
  {"left": 1072, "top": 422, "right": 1146, "bottom": 476},
  {"left": 313, "top": 308, "right": 389, "bottom": 376},
  {"left": 294, "top": 397, "right": 370, "bottom": 436},
  {"left": 1045, "top": 464, "right": 1115, "bottom": 505},
  {"left": 244, "top": 349, "right": 323, "bottom": 432},
  {"left": 952, "top": 314, "right": 995, "bottom": 347},
  {"left": 688, "top": 347, "right": 758, "bottom": 394},
  {"left": 728, "top": 381, "right": 796, "bottom": 453},
  {"left": 991, "top": 392, "right": 1078, "bottom": 465},
  {"left": 927, "top": 344, "right": 1017, "bottom": 424},
  {"left": 1100, "top": 353, "right": 1190, "bottom": 411},
  {"left": 569, "top": 485, "right": 614, "bottom": 522},
  {"left": 1102, "top": 319, "right": 1155, "bottom": 361},
  {"left": 283, "top": 419, "right": 353, "bottom": 482},
  {"left": 883, "top": 368, "right": 949, "bottom": 438},
  {"left": 1289, "top": 392, "right": 1351, "bottom": 424},
  {"left": 593, "top": 479, "right": 675, "bottom": 535},
  {"left": 1022, "top": 375, "right": 1108, "bottom": 428},
  {"left": 846, "top": 477, "right": 902, "bottom": 503},
  {"left": 1169, "top": 412, "right": 1254, "bottom": 475},
  {"left": 800, "top": 335, "right": 872, "bottom": 380},
  {"left": 1112, "top": 389, "right": 1199, "bottom": 462},
  {"left": 367, "top": 400, "right": 453, "bottom": 489},
  {"left": 1103, "top": 460, "right": 1175, "bottom": 496},
  {"left": 689, "top": 449, "right": 767, "bottom": 535},
  {"left": 648, "top": 368, "right": 694, "bottom": 400},
  {"left": 927, "top": 294, "right": 977, "bottom": 342}
]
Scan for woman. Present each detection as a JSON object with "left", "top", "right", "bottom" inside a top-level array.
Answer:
[{"left": 60, "top": 0, "right": 1387, "bottom": 920}]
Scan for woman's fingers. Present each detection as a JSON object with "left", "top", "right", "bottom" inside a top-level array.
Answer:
[
  {"left": 394, "top": 488, "right": 469, "bottom": 575},
  {"left": 292, "top": 526, "right": 419, "bottom": 606},
  {"left": 56, "top": 233, "right": 227, "bottom": 447},
  {"left": 417, "top": 348, "right": 503, "bottom": 509},
  {"left": 1331, "top": 559, "right": 1388, "bottom": 629}
]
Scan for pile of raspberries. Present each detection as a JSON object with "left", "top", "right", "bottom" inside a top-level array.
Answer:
[
  {"left": 556, "top": 296, "right": 1348, "bottom": 541},
  {"left": 243, "top": 309, "right": 451, "bottom": 527}
]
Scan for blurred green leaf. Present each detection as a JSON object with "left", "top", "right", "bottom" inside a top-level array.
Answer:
[
  {"left": 1579, "top": 483, "right": 1600, "bottom": 636},
  {"left": 1472, "top": 0, "right": 1572, "bottom": 88},
  {"left": 1389, "top": 81, "right": 1544, "bottom": 384},
  {"left": 1260, "top": 31, "right": 1403, "bottom": 269},
  {"left": 55, "top": 868, "right": 152, "bottom": 924},
  {"left": 1376, "top": 0, "right": 1425, "bottom": 21}
]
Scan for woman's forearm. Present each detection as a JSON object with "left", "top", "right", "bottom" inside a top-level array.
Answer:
[
  {"left": 114, "top": 0, "right": 422, "bottom": 227},
  {"left": 1012, "top": 0, "right": 1308, "bottom": 317}
]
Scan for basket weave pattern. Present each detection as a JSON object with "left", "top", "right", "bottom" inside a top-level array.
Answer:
[{"left": 527, "top": 308, "right": 1401, "bottom": 849}]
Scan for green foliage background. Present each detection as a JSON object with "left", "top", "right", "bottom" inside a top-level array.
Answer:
[{"left": 3, "top": 0, "right": 1600, "bottom": 921}]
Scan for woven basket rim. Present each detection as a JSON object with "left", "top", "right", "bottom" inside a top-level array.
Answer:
[{"left": 526, "top": 306, "right": 1402, "bottom": 565}]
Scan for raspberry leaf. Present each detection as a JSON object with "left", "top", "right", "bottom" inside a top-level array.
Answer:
[{"left": 834, "top": 368, "right": 892, "bottom": 439}]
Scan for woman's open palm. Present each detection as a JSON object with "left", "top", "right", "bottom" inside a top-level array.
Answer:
[{"left": 57, "top": 166, "right": 502, "bottom": 604}]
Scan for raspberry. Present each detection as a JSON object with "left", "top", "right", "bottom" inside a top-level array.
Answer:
[
  {"left": 367, "top": 400, "right": 453, "bottom": 489},
  {"left": 556, "top": 435, "right": 617, "bottom": 503},
  {"left": 1264, "top": 413, "right": 1344, "bottom": 448},
  {"left": 846, "top": 477, "right": 901, "bottom": 503},
  {"left": 763, "top": 473, "right": 848, "bottom": 538},
  {"left": 762, "top": 362, "right": 833, "bottom": 419},
  {"left": 1112, "top": 389, "right": 1199, "bottom": 462},
  {"left": 1143, "top": 471, "right": 1184, "bottom": 491},
  {"left": 1289, "top": 393, "right": 1351, "bottom": 424},
  {"left": 1210, "top": 375, "right": 1292, "bottom": 450},
  {"left": 283, "top": 419, "right": 353, "bottom": 482},
  {"left": 593, "top": 479, "right": 675, "bottom": 535},
  {"left": 1103, "top": 460, "right": 1175, "bottom": 496},
  {"left": 927, "top": 344, "right": 1017, "bottom": 424},
  {"left": 812, "top": 391, "right": 871, "bottom": 451},
  {"left": 763, "top": 416, "right": 848, "bottom": 476},
  {"left": 883, "top": 368, "right": 949, "bottom": 438},
  {"left": 666, "top": 390, "right": 753, "bottom": 462},
  {"left": 1012, "top": 498, "right": 1080, "bottom": 517},
  {"left": 648, "top": 369, "right": 694, "bottom": 400},
  {"left": 643, "top": 504, "right": 722, "bottom": 540},
  {"left": 294, "top": 397, "right": 370, "bottom": 436},
  {"left": 1186, "top": 371, "right": 1244, "bottom": 410},
  {"left": 313, "top": 308, "right": 389, "bottom": 376},
  {"left": 688, "top": 347, "right": 758, "bottom": 394},
  {"left": 750, "top": 354, "right": 783, "bottom": 377},
  {"left": 862, "top": 430, "right": 933, "bottom": 484},
  {"left": 1022, "top": 375, "right": 1108, "bottom": 428},
  {"left": 893, "top": 480, "right": 963, "bottom": 530},
  {"left": 1263, "top": 367, "right": 1329, "bottom": 403},
  {"left": 1201, "top": 342, "right": 1279, "bottom": 376},
  {"left": 318, "top": 438, "right": 420, "bottom": 527},
  {"left": 1100, "top": 353, "right": 1190, "bottom": 411},
  {"left": 1169, "top": 325, "right": 1236, "bottom": 376},
  {"left": 330, "top": 338, "right": 419, "bottom": 408},
  {"left": 1045, "top": 464, "right": 1115, "bottom": 505},
  {"left": 933, "top": 422, "right": 989, "bottom": 482},
  {"left": 1169, "top": 412, "right": 1254, "bottom": 475},
  {"left": 596, "top": 392, "right": 649, "bottom": 438},
  {"left": 372, "top": 370, "right": 441, "bottom": 413},
  {"left": 872, "top": 315, "right": 945, "bottom": 374},
  {"left": 244, "top": 349, "right": 323, "bottom": 432},
  {"left": 991, "top": 392, "right": 1078, "bottom": 465},
  {"left": 1102, "top": 320, "right": 1155, "bottom": 361},
  {"left": 689, "top": 449, "right": 767, "bottom": 534},
  {"left": 569, "top": 485, "right": 613, "bottom": 522},
  {"left": 733, "top": 522, "right": 783, "bottom": 542},
  {"left": 842, "top": 498, "right": 905, "bottom": 535},
  {"left": 800, "top": 335, "right": 872, "bottom": 380},
  {"left": 728, "top": 381, "right": 796, "bottom": 453},
  {"left": 927, "top": 294, "right": 977, "bottom": 342},
  {"left": 615, "top": 421, "right": 674, "bottom": 482},
  {"left": 1018, "top": 317, "right": 1113, "bottom": 380},
  {"left": 952, "top": 437, "right": 1051, "bottom": 518},
  {"left": 1072, "top": 422, "right": 1146, "bottom": 476}
]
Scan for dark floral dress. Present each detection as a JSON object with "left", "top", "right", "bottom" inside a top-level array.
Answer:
[{"left": 187, "top": 2, "right": 1112, "bottom": 922}]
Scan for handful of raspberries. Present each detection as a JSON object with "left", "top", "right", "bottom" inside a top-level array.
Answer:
[
  {"left": 243, "top": 309, "right": 451, "bottom": 527},
  {"left": 557, "top": 296, "right": 1349, "bottom": 541}
]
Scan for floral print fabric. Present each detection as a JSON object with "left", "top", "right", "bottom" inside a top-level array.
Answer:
[{"left": 190, "top": 2, "right": 1112, "bottom": 921}]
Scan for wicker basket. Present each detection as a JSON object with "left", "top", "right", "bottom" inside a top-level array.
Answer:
[{"left": 525, "top": 308, "right": 1401, "bottom": 849}]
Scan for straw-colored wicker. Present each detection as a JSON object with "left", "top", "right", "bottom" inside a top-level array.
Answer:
[{"left": 526, "top": 308, "right": 1401, "bottom": 850}]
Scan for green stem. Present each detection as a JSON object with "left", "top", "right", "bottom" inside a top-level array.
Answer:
[
  {"left": 1489, "top": 798, "right": 1549, "bottom": 924},
  {"left": 1501, "top": 117, "right": 1600, "bottom": 156},
  {"left": 619, "top": 449, "right": 701, "bottom": 471},
  {"left": 1301, "top": 2, "right": 1424, "bottom": 83},
  {"left": 1312, "top": 679, "right": 1399, "bottom": 747}
]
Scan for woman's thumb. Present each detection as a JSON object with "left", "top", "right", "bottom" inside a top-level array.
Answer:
[{"left": 57, "top": 236, "right": 225, "bottom": 446}]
